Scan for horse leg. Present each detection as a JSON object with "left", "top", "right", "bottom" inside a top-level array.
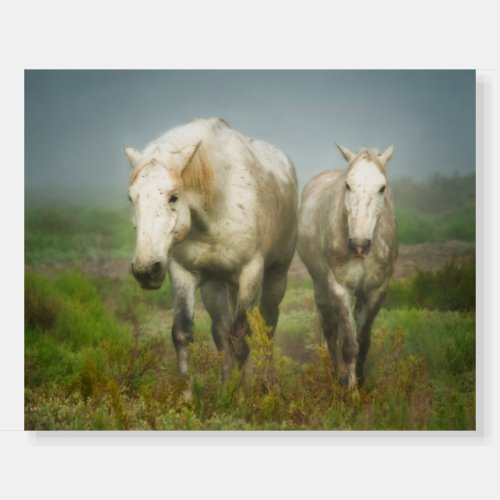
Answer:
[
  {"left": 313, "top": 281, "right": 340, "bottom": 376},
  {"left": 168, "top": 260, "right": 199, "bottom": 396},
  {"left": 200, "top": 280, "right": 234, "bottom": 352},
  {"left": 229, "top": 257, "right": 264, "bottom": 373},
  {"left": 327, "top": 275, "right": 358, "bottom": 388},
  {"left": 355, "top": 285, "right": 387, "bottom": 385},
  {"left": 260, "top": 262, "right": 290, "bottom": 334},
  {"left": 317, "top": 303, "right": 340, "bottom": 378}
]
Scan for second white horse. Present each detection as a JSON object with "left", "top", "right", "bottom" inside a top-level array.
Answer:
[{"left": 297, "top": 144, "right": 397, "bottom": 387}]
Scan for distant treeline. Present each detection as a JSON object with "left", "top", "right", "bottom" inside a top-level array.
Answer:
[
  {"left": 391, "top": 173, "right": 475, "bottom": 214},
  {"left": 389, "top": 173, "right": 475, "bottom": 244}
]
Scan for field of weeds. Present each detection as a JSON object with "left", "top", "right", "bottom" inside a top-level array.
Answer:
[{"left": 25, "top": 252, "right": 475, "bottom": 430}]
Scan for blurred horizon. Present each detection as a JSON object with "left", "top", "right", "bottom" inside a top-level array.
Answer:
[
  {"left": 25, "top": 70, "right": 475, "bottom": 207},
  {"left": 24, "top": 171, "right": 476, "bottom": 210}
]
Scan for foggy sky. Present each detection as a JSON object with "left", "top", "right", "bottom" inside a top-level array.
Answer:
[{"left": 25, "top": 70, "right": 475, "bottom": 203}]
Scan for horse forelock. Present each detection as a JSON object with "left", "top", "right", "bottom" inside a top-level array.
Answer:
[
  {"left": 128, "top": 162, "right": 149, "bottom": 187},
  {"left": 128, "top": 158, "right": 169, "bottom": 187},
  {"left": 346, "top": 149, "right": 388, "bottom": 180},
  {"left": 128, "top": 147, "right": 215, "bottom": 204}
]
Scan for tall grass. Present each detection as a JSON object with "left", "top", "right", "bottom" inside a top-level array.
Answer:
[{"left": 25, "top": 267, "right": 475, "bottom": 430}]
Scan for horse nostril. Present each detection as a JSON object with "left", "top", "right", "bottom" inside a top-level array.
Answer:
[
  {"left": 151, "top": 261, "right": 163, "bottom": 279},
  {"left": 349, "top": 238, "right": 371, "bottom": 256}
]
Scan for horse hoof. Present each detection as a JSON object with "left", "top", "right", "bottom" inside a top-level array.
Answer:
[
  {"left": 181, "top": 387, "right": 192, "bottom": 402},
  {"left": 340, "top": 374, "right": 357, "bottom": 389}
]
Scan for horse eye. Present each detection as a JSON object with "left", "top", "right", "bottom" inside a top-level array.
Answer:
[
  {"left": 169, "top": 194, "right": 179, "bottom": 203},
  {"left": 379, "top": 185, "right": 386, "bottom": 194},
  {"left": 345, "top": 182, "right": 351, "bottom": 191}
]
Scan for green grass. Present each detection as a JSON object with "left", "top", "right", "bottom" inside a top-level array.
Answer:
[
  {"left": 25, "top": 266, "right": 475, "bottom": 430},
  {"left": 25, "top": 206, "right": 134, "bottom": 264}
]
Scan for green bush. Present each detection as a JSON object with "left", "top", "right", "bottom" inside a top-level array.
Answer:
[
  {"left": 24, "top": 269, "right": 171, "bottom": 407},
  {"left": 385, "top": 259, "right": 475, "bottom": 311}
]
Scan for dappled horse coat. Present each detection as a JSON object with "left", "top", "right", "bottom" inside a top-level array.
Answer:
[
  {"left": 126, "top": 118, "right": 298, "bottom": 395},
  {"left": 297, "top": 145, "right": 397, "bottom": 387}
]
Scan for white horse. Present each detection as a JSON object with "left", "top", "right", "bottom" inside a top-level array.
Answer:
[
  {"left": 125, "top": 118, "right": 298, "bottom": 388},
  {"left": 297, "top": 144, "right": 397, "bottom": 387}
]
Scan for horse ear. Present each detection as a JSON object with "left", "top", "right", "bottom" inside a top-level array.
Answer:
[
  {"left": 124, "top": 145, "right": 141, "bottom": 168},
  {"left": 179, "top": 141, "right": 202, "bottom": 170},
  {"left": 336, "top": 143, "right": 355, "bottom": 163},
  {"left": 379, "top": 145, "right": 394, "bottom": 165}
]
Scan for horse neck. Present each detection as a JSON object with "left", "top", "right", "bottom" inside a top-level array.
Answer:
[
  {"left": 373, "top": 192, "right": 397, "bottom": 252},
  {"left": 324, "top": 174, "right": 349, "bottom": 256}
]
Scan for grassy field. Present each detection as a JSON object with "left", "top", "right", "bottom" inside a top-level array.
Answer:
[
  {"left": 24, "top": 174, "right": 476, "bottom": 430},
  {"left": 25, "top": 262, "right": 475, "bottom": 430}
]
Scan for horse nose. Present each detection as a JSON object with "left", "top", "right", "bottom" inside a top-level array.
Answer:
[
  {"left": 150, "top": 261, "right": 163, "bottom": 280},
  {"left": 131, "top": 261, "right": 148, "bottom": 282},
  {"left": 131, "top": 261, "right": 164, "bottom": 284},
  {"left": 349, "top": 238, "right": 371, "bottom": 256}
]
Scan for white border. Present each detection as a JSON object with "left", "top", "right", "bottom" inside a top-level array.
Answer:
[
  {"left": 14, "top": 72, "right": 487, "bottom": 442},
  {"left": 2, "top": 1, "right": 499, "bottom": 498}
]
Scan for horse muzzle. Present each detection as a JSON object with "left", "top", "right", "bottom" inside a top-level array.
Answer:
[
  {"left": 348, "top": 238, "right": 371, "bottom": 257},
  {"left": 131, "top": 261, "right": 166, "bottom": 290}
]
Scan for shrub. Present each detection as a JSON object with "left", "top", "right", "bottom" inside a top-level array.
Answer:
[{"left": 385, "top": 259, "right": 475, "bottom": 311}]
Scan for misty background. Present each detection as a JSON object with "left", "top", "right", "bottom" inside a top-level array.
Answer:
[{"left": 25, "top": 70, "right": 475, "bottom": 206}]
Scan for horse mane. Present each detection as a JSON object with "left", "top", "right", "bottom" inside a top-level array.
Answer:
[
  {"left": 180, "top": 141, "right": 215, "bottom": 203},
  {"left": 129, "top": 118, "right": 227, "bottom": 202},
  {"left": 346, "top": 148, "right": 388, "bottom": 180}
]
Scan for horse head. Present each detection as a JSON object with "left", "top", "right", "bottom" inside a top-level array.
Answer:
[
  {"left": 337, "top": 144, "right": 393, "bottom": 257},
  {"left": 125, "top": 143, "right": 202, "bottom": 289}
]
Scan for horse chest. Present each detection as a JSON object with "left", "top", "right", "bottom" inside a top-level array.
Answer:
[
  {"left": 335, "top": 258, "right": 385, "bottom": 293},
  {"left": 171, "top": 238, "right": 243, "bottom": 279},
  {"left": 337, "top": 260, "right": 365, "bottom": 290}
]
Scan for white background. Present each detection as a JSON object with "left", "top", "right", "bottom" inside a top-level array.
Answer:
[{"left": 1, "top": 1, "right": 498, "bottom": 498}]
